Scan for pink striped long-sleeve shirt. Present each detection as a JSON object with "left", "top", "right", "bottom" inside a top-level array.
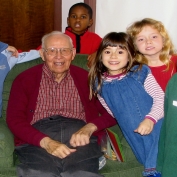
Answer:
[{"left": 98, "top": 73, "right": 164, "bottom": 123}]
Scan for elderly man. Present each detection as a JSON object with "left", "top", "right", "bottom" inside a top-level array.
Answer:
[{"left": 7, "top": 31, "right": 116, "bottom": 177}]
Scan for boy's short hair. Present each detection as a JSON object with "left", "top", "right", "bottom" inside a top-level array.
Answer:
[{"left": 68, "top": 3, "right": 93, "bottom": 19}]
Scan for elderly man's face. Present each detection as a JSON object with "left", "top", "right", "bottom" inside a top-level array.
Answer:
[{"left": 40, "top": 35, "right": 76, "bottom": 82}]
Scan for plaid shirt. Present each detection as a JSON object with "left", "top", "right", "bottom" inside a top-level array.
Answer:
[{"left": 31, "top": 64, "right": 86, "bottom": 124}]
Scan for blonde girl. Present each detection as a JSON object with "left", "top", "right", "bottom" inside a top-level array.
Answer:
[{"left": 127, "top": 18, "right": 177, "bottom": 91}]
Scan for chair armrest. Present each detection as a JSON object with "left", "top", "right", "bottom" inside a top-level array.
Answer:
[{"left": 0, "top": 119, "right": 14, "bottom": 167}]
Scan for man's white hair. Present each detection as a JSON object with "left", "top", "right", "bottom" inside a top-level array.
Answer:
[{"left": 41, "top": 31, "right": 73, "bottom": 48}]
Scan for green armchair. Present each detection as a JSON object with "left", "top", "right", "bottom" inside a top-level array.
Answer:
[{"left": 0, "top": 54, "right": 143, "bottom": 177}]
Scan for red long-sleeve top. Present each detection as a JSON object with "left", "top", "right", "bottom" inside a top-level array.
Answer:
[
  {"left": 65, "top": 27, "right": 102, "bottom": 54},
  {"left": 149, "top": 55, "right": 177, "bottom": 92}
]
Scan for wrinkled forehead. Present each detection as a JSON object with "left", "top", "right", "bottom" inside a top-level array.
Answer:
[{"left": 45, "top": 35, "right": 72, "bottom": 48}]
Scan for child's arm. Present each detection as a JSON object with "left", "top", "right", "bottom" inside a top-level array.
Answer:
[
  {"left": 134, "top": 73, "right": 164, "bottom": 135},
  {"left": 2, "top": 49, "right": 40, "bottom": 70},
  {"left": 87, "top": 52, "right": 97, "bottom": 68},
  {"left": 97, "top": 94, "right": 114, "bottom": 117},
  {"left": 7, "top": 46, "right": 18, "bottom": 57},
  {"left": 134, "top": 118, "right": 155, "bottom": 135},
  {"left": 15, "top": 50, "right": 40, "bottom": 64}
]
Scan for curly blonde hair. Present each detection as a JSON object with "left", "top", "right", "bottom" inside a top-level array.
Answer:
[{"left": 127, "top": 18, "right": 176, "bottom": 69}]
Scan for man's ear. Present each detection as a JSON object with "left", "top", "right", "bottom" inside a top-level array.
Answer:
[
  {"left": 39, "top": 49, "right": 45, "bottom": 61},
  {"left": 71, "top": 48, "right": 76, "bottom": 61},
  {"left": 88, "top": 19, "right": 93, "bottom": 27}
]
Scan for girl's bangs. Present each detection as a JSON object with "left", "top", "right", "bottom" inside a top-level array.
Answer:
[{"left": 105, "top": 41, "right": 126, "bottom": 50}]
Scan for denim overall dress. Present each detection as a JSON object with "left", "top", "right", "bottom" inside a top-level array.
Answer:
[{"left": 99, "top": 65, "right": 163, "bottom": 171}]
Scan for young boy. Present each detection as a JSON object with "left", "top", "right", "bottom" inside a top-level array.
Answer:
[
  {"left": 66, "top": 3, "right": 101, "bottom": 54},
  {"left": 36, "top": 3, "right": 101, "bottom": 68},
  {"left": 66, "top": 2, "right": 102, "bottom": 67},
  {"left": 0, "top": 41, "right": 40, "bottom": 117}
]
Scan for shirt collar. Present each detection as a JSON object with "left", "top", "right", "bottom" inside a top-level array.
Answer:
[{"left": 103, "top": 71, "right": 125, "bottom": 78}]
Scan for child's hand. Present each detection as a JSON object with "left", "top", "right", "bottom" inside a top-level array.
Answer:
[
  {"left": 134, "top": 119, "right": 154, "bottom": 135},
  {"left": 7, "top": 46, "right": 18, "bottom": 57},
  {"left": 87, "top": 52, "right": 97, "bottom": 69}
]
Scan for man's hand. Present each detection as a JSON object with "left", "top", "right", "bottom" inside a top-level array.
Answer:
[
  {"left": 7, "top": 46, "right": 18, "bottom": 57},
  {"left": 87, "top": 52, "right": 97, "bottom": 68},
  {"left": 40, "top": 137, "right": 76, "bottom": 159},
  {"left": 134, "top": 118, "right": 155, "bottom": 135},
  {"left": 70, "top": 123, "right": 98, "bottom": 147}
]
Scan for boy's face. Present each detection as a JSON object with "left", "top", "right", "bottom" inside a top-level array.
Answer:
[{"left": 67, "top": 6, "right": 93, "bottom": 35}]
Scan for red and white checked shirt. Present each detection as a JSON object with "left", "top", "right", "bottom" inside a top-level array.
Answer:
[{"left": 31, "top": 64, "right": 86, "bottom": 124}]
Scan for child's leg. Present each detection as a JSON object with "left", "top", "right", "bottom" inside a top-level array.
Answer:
[
  {"left": 142, "top": 119, "right": 163, "bottom": 176},
  {"left": 118, "top": 118, "right": 163, "bottom": 176}
]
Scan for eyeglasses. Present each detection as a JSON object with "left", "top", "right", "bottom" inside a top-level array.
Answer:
[{"left": 43, "top": 48, "right": 73, "bottom": 56}]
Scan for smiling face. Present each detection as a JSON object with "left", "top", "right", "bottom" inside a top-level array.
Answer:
[
  {"left": 101, "top": 46, "right": 129, "bottom": 75},
  {"left": 134, "top": 26, "right": 164, "bottom": 60},
  {"left": 67, "top": 6, "right": 93, "bottom": 35},
  {"left": 40, "top": 34, "right": 76, "bottom": 82}
]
